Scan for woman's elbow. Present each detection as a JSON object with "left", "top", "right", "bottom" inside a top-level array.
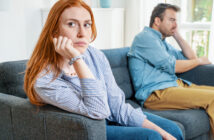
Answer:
[{"left": 89, "top": 109, "right": 111, "bottom": 120}]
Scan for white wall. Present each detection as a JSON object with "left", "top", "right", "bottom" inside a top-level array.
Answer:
[
  {"left": 0, "top": 0, "right": 167, "bottom": 62},
  {"left": 0, "top": 0, "right": 126, "bottom": 62},
  {"left": 91, "top": 0, "right": 125, "bottom": 8},
  {"left": 0, "top": 0, "right": 44, "bottom": 62},
  {"left": 124, "top": 0, "right": 165, "bottom": 47}
]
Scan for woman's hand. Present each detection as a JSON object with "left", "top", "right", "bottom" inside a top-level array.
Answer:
[
  {"left": 142, "top": 119, "right": 177, "bottom": 140},
  {"left": 53, "top": 36, "right": 95, "bottom": 79},
  {"left": 161, "top": 131, "right": 177, "bottom": 140},
  {"left": 53, "top": 36, "right": 81, "bottom": 59}
]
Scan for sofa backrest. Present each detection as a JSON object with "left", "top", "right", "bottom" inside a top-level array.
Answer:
[
  {"left": 0, "top": 60, "right": 27, "bottom": 98},
  {"left": 102, "top": 47, "right": 134, "bottom": 99},
  {"left": 0, "top": 47, "right": 134, "bottom": 100}
]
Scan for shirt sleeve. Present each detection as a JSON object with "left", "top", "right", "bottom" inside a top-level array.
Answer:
[
  {"left": 166, "top": 43, "right": 188, "bottom": 60},
  {"left": 34, "top": 72, "right": 110, "bottom": 120},
  {"left": 131, "top": 36, "right": 176, "bottom": 75},
  {"left": 100, "top": 53, "right": 147, "bottom": 127}
]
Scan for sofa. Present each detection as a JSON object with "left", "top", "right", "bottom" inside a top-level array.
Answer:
[{"left": 0, "top": 47, "right": 214, "bottom": 140}]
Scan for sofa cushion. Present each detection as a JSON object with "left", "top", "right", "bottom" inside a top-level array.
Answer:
[
  {"left": 0, "top": 60, "right": 27, "bottom": 98},
  {"left": 177, "top": 65, "right": 214, "bottom": 86},
  {"left": 144, "top": 109, "right": 210, "bottom": 139},
  {"left": 125, "top": 99, "right": 209, "bottom": 139},
  {"left": 102, "top": 47, "right": 134, "bottom": 99}
]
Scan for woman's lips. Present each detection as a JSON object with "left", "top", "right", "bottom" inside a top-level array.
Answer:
[{"left": 74, "top": 41, "right": 87, "bottom": 46}]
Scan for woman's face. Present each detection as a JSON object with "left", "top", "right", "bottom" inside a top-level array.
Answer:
[{"left": 58, "top": 6, "right": 92, "bottom": 53}]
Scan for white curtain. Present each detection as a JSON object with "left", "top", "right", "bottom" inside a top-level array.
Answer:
[{"left": 208, "top": 2, "right": 214, "bottom": 63}]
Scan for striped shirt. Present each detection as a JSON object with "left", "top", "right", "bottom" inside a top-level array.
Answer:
[{"left": 34, "top": 46, "right": 146, "bottom": 127}]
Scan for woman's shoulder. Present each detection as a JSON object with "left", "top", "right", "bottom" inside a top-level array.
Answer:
[
  {"left": 35, "top": 67, "right": 62, "bottom": 86},
  {"left": 87, "top": 45, "right": 106, "bottom": 59}
]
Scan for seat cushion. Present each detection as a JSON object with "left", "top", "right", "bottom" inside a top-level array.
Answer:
[
  {"left": 0, "top": 60, "right": 27, "bottom": 98},
  {"left": 144, "top": 109, "right": 210, "bottom": 139},
  {"left": 126, "top": 99, "right": 209, "bottom": 139}
]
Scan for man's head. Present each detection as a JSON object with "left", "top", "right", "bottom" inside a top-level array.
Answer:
[{"left": 150, "top": 3, "right": 180, "bottom": 38}]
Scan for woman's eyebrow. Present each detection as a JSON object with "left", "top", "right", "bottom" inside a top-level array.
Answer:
[{"left": 66, "top": 19, "right": 92, "bottom": 22}]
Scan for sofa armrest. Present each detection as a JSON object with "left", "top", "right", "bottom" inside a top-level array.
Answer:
[
  {"left": 177, "top": 64, "right": 214, "bottom": 86},
  {"left": 0, "top": 93, "right": 106, "bottom": 140}
]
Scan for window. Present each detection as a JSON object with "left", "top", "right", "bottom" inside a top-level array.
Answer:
[{"left": 179, "top": 0, "right": 214, "bottom": 59}]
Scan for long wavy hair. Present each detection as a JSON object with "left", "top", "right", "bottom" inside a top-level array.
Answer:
[{"left": 24, "top": 0, "right": 97, "bottom": 106}]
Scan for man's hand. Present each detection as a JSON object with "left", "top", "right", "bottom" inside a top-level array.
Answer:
[
  {"left": 172, "top": 27, "right": 179, "bottom": 38},
  {"left": 172, "top": 28, "right": 197, "bottom": 60},
  {"left": 198, "top": 57, "right": 211, "bottom": 65}
]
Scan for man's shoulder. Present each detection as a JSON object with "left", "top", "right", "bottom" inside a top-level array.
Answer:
[
  {"left": 135, "top": 28, "right": 159, "bottom": 42},
  {"left": 132, "top": 29, "right": 160, "bottom": 49}
]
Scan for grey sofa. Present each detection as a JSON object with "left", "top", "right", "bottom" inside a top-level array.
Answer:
[{"left": 0, "top": 47, "right": 214, "bottom": 140}]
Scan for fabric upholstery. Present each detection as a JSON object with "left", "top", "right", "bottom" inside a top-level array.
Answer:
[
  {"left": 0, "top": 93, "right": 106, "bottom": 140},
  {"left": 102, "top": 47, "right": 134, "bottom": 99},
  {"left": 0, "top": 60, "right": 27, "bottom": 98},
  {"left": 177, "top": 65, "right": 214, "bottom": 86}
]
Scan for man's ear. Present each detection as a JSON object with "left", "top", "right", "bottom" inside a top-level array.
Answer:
[{"left": 154, "top": 17, "right": 161, "bottom": 26}]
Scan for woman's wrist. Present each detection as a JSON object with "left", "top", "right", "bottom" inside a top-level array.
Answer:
[{"left": 69, "top": 55, "right": 83, "bottom": 65}]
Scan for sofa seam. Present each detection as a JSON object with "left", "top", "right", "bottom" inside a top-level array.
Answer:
[
  {"left": 43, "top": 113, "right": 47, "bottom": 140},
  {"left": 82, "top": 119, "right": 89, "bottom": 140},
  {"left": 10, "top": 107, "right": 14, "bottom": 140}
]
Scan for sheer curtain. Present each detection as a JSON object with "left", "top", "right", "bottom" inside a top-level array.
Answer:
[{"left": 208, "top": 2, "right": 214, "bottom": 63}]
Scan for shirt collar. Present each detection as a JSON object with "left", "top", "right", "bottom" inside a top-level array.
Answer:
[{"left": 144, "top": 26, "right": 164, "bottom": 40}]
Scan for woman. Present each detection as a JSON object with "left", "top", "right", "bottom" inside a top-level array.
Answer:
[{"left": 24, "top": 0, "right": 183, "bottom": 140}]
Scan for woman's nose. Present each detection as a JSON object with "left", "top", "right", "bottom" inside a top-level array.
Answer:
[{"left": 77, "top": 26, "right": 86, "bottom": 38}]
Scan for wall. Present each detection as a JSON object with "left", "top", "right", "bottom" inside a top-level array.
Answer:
[
  {"left": 0, "top": 0, "right": 186, "bottom": 63},
  {"left": 91, "top": 0, "right": 125, "bottom": 8},
  {"left": 0, "top": 0, "right": 44, "bottom": 62},
  {"left": 0, "top": 0, "right": 126, "bottom": 63},
  {"left": 125, "top": 0, "right": 165, "bottom": 47},
  {"left": 2, "top": 0, "right": 179, "bottom": 62}
]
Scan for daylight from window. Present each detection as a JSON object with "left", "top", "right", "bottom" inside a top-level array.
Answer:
[{"left": 181, "top": 0, "right": 213, "bottom": 57}]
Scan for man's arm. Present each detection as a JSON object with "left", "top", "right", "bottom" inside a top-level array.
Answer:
[
  {"left": 175, "top": 57, "right": 211, "bottom": 73},
  {"left": 173, "top": 29, "right": 211, "bottom": 73},
  {"left": 173, "top": 29, "right": 197, "bottom": 59}
]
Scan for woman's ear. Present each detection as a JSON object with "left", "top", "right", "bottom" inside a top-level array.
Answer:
[{"left": 53, "top": 31, "right": 58, "bottom": 38}]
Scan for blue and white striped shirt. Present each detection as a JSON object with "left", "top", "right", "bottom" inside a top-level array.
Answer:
[{"left": 34, "top": 46, "right": 146, "bottom": 127}]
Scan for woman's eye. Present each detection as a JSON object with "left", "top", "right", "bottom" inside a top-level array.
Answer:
[
  {"left": 85, "top": 23, "right": 92, "bottom": 28},
  {"left": 68, "top": 22, "right": 76, "bottom": 27}
]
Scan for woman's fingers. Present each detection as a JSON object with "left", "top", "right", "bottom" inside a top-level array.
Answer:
[
  {"left": 61, "top": 37, "right": 68, "bottom": 50},
  {"left": 53, "top": 38, "right": 57, "bottom": 47},
  {"left": 56, "top": 36, "right": 63, "bottom": 49},
  {"left": 66, "top": 39, "right": 72, "bottom": 49},
  {"left": 53, "top": 36, "right": 80, "bottom": 59}
]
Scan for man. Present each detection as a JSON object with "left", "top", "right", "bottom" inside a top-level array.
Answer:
[{"left": 127, "top": 3, "right": 214, "bottom": 134}]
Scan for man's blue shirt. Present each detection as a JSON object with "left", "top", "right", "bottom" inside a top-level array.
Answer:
[{"left": 127, "top": 27, "right": 191, "bottom": 105}]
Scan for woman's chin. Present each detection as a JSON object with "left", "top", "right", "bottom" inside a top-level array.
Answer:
[{"left": 74, "top": 46, "right": 88, "bottom": 54}]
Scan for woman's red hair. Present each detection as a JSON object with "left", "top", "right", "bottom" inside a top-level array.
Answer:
[{"left": 24, "top": 0, "right": 97, "bottom": 106}]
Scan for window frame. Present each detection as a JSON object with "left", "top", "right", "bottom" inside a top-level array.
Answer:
[{"left": 179, "top": 0, "right": 214, "bottom": 62}]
